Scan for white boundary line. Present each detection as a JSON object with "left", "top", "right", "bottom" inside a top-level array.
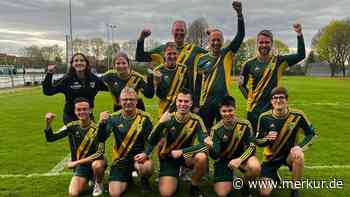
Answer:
[
  {"left": 47, "top": 154, "right": 71, "bottom": 174},
  {"left": 1, "top": 165, "right": 350, "bottom": 179}
]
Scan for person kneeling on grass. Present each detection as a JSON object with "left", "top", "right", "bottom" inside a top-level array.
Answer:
[
  {"left": 256, "top": 87, "right": 316, "bottom": 197},
  {"left": 205, "top": 96, "right": 260, "bottom": 197},
  {"left": 98, "top": 87, "right": 154, "bottom": 197},
  {"left": 44, "top": 97, "right": 106, "bottom": 197},
  {"left": 137, "top": 89, "right": 209, "bottom": 197}
]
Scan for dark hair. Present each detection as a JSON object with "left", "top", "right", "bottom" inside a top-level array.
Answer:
[
  {"left": 270, "top": 86, "right": 288, "bottom": 100},
  {"left": 177, "top": 88, "right": 193, "bottom": 101},
  {"left": 69, "top": 53, "right": 91, "bottom": 76},
  {"left": 257, "top": 29, "right": 273, "bottom": 41},
  {"left": 113, "top": 52, "right": 131, "bottom": 68},
  {"left": 74, "top": 97, "right": 90, "bottom": 107},
  {"left": 220, "top": 96, "right": 236, "bottom": 108},
  {"left": 163, "top": 42, "right": 177, "bottom": 53}
]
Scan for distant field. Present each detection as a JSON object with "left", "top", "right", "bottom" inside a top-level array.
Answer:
[{"left": 0, "top": 76, "right": 349, "bottom": 196}]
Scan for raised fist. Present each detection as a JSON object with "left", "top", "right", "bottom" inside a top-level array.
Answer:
[
  {"left": 293, "top": 23, "right": 302, "bottom": 34},
  {"left": 47, "top": 64, "right": 56, "bottom": 74},
  {"left": 99, "top": 111, "right": 109, "bottom": 123},
  {"left": 232, "top": 1, "right": 242, "bottom": 15},
  {"left": 139, "top": 28, "right": 152, "bottom": 40},
  {"left": 45, "top": 112, "right": 56, "bottom": 127}
]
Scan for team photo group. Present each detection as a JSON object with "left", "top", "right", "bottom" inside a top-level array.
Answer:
[{"left": 42, "top": 1, "right": 316, "bottom": 197}]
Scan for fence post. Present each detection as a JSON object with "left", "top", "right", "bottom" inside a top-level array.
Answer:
[{"left": 9, "top": 70, "right": 15, "bottom": 89}]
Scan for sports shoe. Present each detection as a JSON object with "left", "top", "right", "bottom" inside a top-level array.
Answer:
[
  {"left": 189, "top": 185, "right": 204, "bottom": 197},
  {"left": 92, "top": 182, "right": 103, "bottom": 196}
]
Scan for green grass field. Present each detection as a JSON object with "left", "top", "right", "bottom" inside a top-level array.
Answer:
[{"left": 0, "top": 76, "right": 349, "bottom": 197}]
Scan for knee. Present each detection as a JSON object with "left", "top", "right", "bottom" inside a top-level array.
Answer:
[
  {"left": 215, "top": 189, "right": 230, "bottom": 197},
  {"left": 194, "top": 152, "right": 208, "bottom": 164},
  {"left": 109, "top": 188, "right": 123, "bottom": 197},
  {"left": 68, "top": 190, "right": 79, "bottom": 197},
  {"left": 249, "top": 163, "right": 261, "bottom": 177},
  {"left": 160, "top": 187, "right": 175, "bottom": 197},
  {"left": 293, "top": 151, "right": 304, "bottom": 166},
  {"left": 92, "top": 159, "right": 105, "bottom": 170},
  {"left": 260, "top": 189, "right": 272, "bottom": 197}
]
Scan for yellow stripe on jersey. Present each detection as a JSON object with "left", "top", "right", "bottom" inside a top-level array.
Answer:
[
  {"left": 76, "top": 123, "right": 98, "bottom": 160},
  {"left": 248, "top": 56, "right": 278, "bottom": 112},
  {"left": 112, "top": 114, "right": 146, "bottom": 165}
]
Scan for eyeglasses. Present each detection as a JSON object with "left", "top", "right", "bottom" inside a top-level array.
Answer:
[{"left": 272, "top": 95, "right": 286, "bottom": 100}]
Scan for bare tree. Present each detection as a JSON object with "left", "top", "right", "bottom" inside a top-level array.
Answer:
[{"left": 186, "top": 17, "right": 209, "bottom": 48}]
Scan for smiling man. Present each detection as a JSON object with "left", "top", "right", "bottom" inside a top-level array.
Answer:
[
  {"left": 256, "top": 87, "right": 316, "bottom": 197},
  {"left": 136, "top": 20, "right": 207, "bottom": 101},
  {"left": 140, "top": 89, "right": 208, "bottom": 197},
  {"left": 205, "top": 96, "right": 260, "bottom": 197},
  {"left": 196, "top": 1, "right": 245, "bottom": 129},
  {"left": 239, "top": 24, "right": 306, "bottom": 133},
  {"left": 98, "top": 87, "right": 154, "bottom": 197},
  {"left": 153, "top": 42, "right": 192, "bottom": 115},
  {"left": 44, "top": 98, "right": 106, "bottom": 197}
]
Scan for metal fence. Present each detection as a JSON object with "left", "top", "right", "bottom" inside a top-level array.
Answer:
[{"left": 0, "top": 73, "right": 64, "bottom": 89}]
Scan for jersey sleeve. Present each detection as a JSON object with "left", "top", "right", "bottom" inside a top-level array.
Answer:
[
  {"left": 42, "top": 73, "right": 66, "bottom": 95},
  {"left": 44, "top": 126, "right": 69, "bottom": 142},
  {"left": 222, "top": 14, "right": 245, "bottom": 55},
  {"left": 238, "top": 62, "right": 249, "bottom": 99},
  {"left": 278, "top": 35, "right": 305, "bottom": 68},
  {"left": 255, "top": 115, "right": 270, "bottom": 147},
  {"left": 144, "top": 121, "right": 165, "bottom": 155},
  {"left": 238, "top": 124, "right": 256, "bottom": 161},
  {"left": 297, "top": 113, "right": 316, "bottom": 149}
]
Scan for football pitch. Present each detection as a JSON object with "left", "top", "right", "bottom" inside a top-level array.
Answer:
[{"left": 0, "top": 76, "right": 349, "bottom": 197}]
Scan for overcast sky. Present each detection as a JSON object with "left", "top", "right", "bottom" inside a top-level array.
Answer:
[{"left": 0, "top": 0, "right": 348, "bottom": 55}]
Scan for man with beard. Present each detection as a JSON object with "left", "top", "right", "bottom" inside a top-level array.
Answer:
[
  {"left": 136, "top": 20, "right": 207, "bottom": 106},
  {"left": 197, "top": 1, "right": 245, "bottom": 129},
  {"left": 239, "top": 25, "right": 305, "bottom": 133}
]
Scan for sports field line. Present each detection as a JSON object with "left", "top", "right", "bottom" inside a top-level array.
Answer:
[
  {"left": 47, "top": 153, "right": 71, "bottom": 174},
  {"left": 1, "top": 165, "right": 350, "bottom": 179}
]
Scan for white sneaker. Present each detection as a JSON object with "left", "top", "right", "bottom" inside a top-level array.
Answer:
[{"left": 92, "top": 182, "right": 103, "bottom": 196}]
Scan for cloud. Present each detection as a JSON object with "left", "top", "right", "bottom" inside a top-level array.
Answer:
[{"left": 0, "top": 0, "right": 349, "bottom": 54}]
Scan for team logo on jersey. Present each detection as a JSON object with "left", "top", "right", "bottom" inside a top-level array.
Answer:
[
  {"left": 114, "top": 81, "right": 119, "bottom": 87},
  {"left": 254, "top": 66, "right": 260, "bottom": 72},
  {"left": 117, "top": 123, "right": 124, "bottom": 128},
  {"left": 288, "top": 123, "right": 295, "bottom": 130},
  {"left": 70, "top": 82, "right": 82, "bottom": 89},
  {"left": 222, "top": 134, "right": 229, "bottom": 141},
  {"left": 90, "top": 82, "right": 95, "bottom": 88}
]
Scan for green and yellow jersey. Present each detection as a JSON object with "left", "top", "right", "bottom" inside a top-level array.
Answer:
[
  {"left": 136, "top": 41, "right": 207, "bottom": 95},
  {"left": 256, "top": 108, "right": 316, "bottom": 162},
  {"left": 145, "top": 112, "right": 208, "bottom": 159},
  {"left": 44, "top": 121, "right": 104, "bottom": 161},
  {"left": 197, "top": 15, "right": 244, "bottom": 107},
  {"left": 99, "top": 109, "right": 153, "bottom": 165},
  {"left": 239, "top": 35, "right": 305, "bottom": 115},
  {"left": 154, "top": 63, "right": 191, "bottom": 114},
  {"left": 210, "top": 119, "right": 255, "bottom": 162},
  {"left": 101, "top": 70, "right": 154, "bottom": 108}
]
